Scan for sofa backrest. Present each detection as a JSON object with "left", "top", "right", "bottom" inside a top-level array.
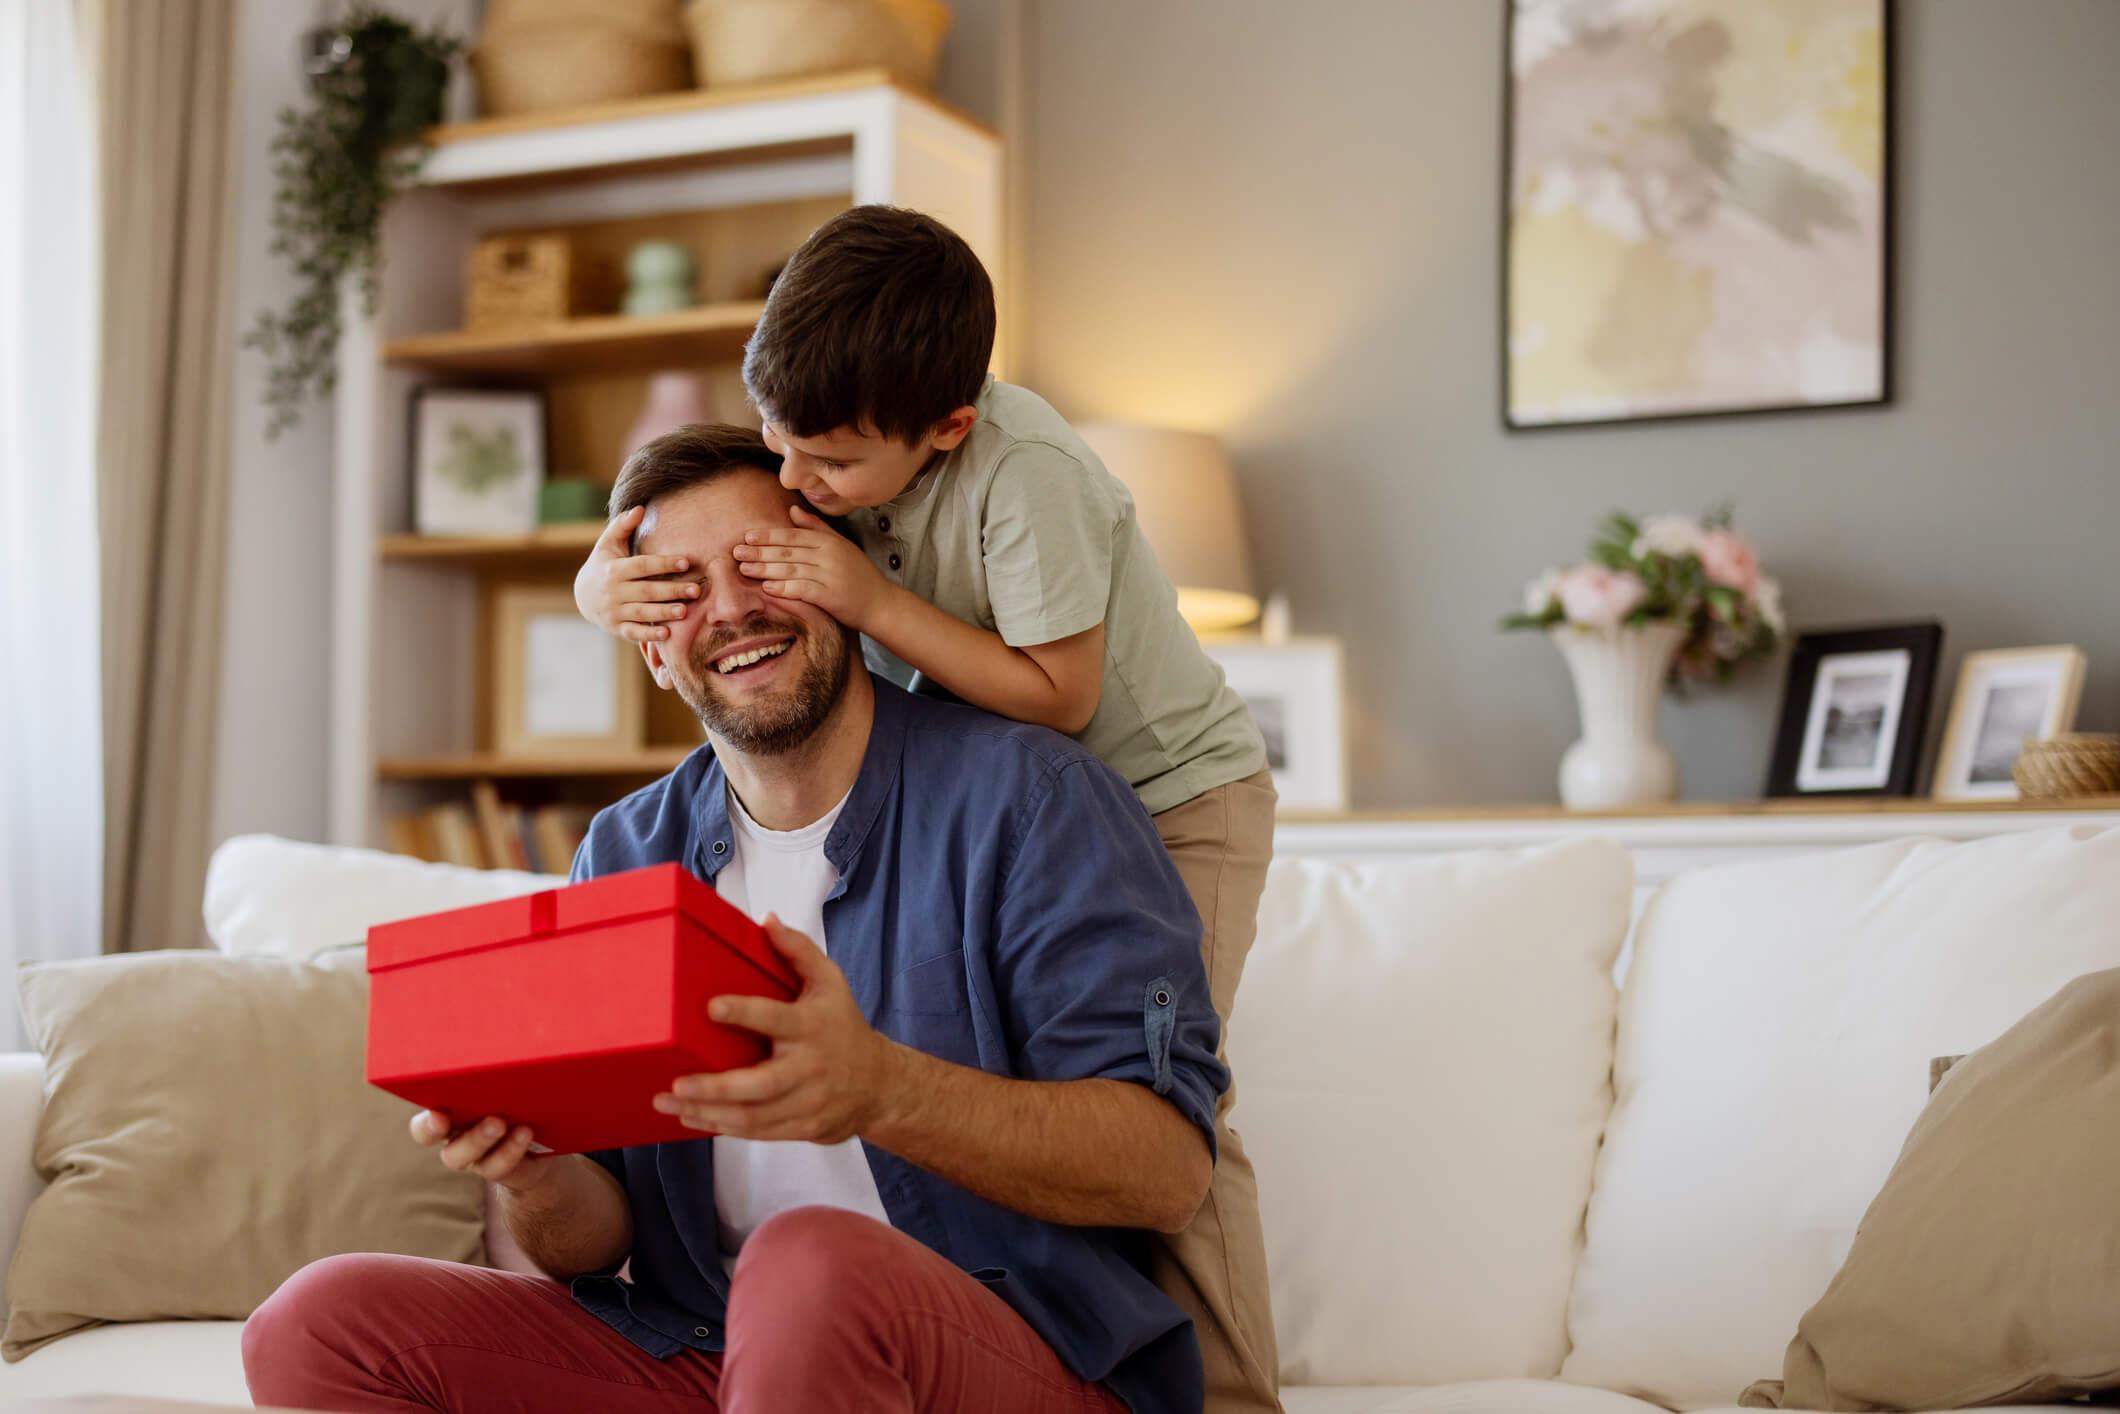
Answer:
[{"left": 1233, "top": 839, "right": 1634, "bottom": 1387}]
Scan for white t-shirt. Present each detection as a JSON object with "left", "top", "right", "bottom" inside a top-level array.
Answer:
[{"left": 710, "top": 784, "right": 890, "bottom": 1272}]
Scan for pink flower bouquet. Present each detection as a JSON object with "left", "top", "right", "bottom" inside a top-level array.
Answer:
[{"left": 1506, "top": 510, "right": 1783, "bottom": 686}]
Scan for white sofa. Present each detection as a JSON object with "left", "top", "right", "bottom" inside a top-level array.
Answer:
[{"left": 5, "top": 823, "right": 2119, "bottom": 1413}]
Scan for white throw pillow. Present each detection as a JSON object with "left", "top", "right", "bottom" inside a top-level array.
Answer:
[
  {"left": 1235, "top": 840, "right": 1633, "bottom": 1387},
  {"left": 1561, "top": 825, "right": 2120, "bottom": 1411},
  {"left": 203, "top": 834, "right": 561, "bottom": 959}
]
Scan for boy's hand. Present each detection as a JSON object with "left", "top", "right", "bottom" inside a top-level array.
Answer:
[
  {"left": 733, "top": 506, "right": 892, "bottom": 631},
  {"left": 573, "top": 505, "right": 699, "bottom": 644}
]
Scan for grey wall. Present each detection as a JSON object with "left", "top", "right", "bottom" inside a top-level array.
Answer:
[{"left": 1018, "top": 0, "right": 2120, "bottom": 805}]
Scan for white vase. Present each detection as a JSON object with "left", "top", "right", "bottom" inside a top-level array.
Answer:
[{"left": 1550, "top": 623, "right": 1687, "bottom": 810}]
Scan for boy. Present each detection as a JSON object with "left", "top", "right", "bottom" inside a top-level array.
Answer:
[{"left": 576, "top": 205, "right": 1280, "bottom": 1414}]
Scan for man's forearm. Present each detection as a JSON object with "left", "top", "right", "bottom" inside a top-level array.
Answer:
[
  {"left": 864, "top": 1041, "right": 1212, "bottom": 1233},
  {"left": 499, "top": 1154, "right": 635, "bottom": 1278}
]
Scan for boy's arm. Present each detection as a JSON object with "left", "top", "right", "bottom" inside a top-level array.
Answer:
[{"left": 869, "top": 588, "right": 1105, "bottom": 734}]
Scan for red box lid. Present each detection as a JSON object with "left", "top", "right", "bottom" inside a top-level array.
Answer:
[{"left": 367, "top": 862, "right": 799, "bottom": 997}]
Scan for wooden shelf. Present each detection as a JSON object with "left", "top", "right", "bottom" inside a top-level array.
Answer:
[
  {"left": 1282, "top": 796, "right": 2120, "bottom": 825},
  {"left": 414, "top": 71, "right": 994, "bottom": 188},
  {"left": 377, "top": 748, "right": 697, "bottom": 782},
  {"left": 378, "top": 522, "right": 603, "bottom": 569},
  {"left": 381, "top": 302, "right": 765, "bottom": 375}
]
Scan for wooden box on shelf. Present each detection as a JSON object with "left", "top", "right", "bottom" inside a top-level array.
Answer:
[{"left": 467, "top": 233, "right": 578, "bottom": 330}]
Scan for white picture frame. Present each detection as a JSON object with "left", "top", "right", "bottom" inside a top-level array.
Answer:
[
  {"left": 1795, "top": 649, "right": 1912, "bottom": 793},
  {"left": 413, "top": 387, "right": 547, "bottom": 537},
  {"left": 1931, "top": 646, "right": 2088, "bottom": 800},
  {"left": 1202, "top": 636, "right": 1348, "bottom": 813}
]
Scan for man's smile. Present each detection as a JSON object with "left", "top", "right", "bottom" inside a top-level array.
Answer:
[{"left": 712, "top": 635, "right": 796, "bottom": 677}]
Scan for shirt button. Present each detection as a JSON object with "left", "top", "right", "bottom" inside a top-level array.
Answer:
[
  {"left": 1154, "top": 988, "right": 1172, "bottom": 1007},
  {"left": 888, "top": 553, "right": 902, "bottom": 572},
  {"left": 877, "top": 515, "right": 891, "bottom": 532},
  {"left": 712, "top": 840, "right": 727, "bottom": 856},
  {"left": 694, "top": 1326, "right": 711, "bottom": 1338}
]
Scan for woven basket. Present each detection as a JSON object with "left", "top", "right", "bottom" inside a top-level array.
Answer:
[
  {"left": 2013, "top": 733, "right": 2120, "bottom": 800},
  {"left": 686, "top": 0, "right": 953, "bottom": 91},
  {"left": 471, "top": 20, "right": 694, "bottom": 117},
  {"left": 484, "top": 0, "right": 687, "bottom": 46},
  {"left": 467, "top": 235, "right": 576, "bottom": 330}
]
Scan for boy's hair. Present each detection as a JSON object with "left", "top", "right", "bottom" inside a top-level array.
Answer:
[
  {"left": 608, "top": 423, "right": 784, "bottom": 526},
  {"left": 742, "top": 205, "right": 995, "bottom": 445},
  {"left": 608, "top": 422, "right": 856, "bottom": 548}
]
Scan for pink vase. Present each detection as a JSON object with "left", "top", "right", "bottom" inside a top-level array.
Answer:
[{"left": 624, "top": 372, "right": 717, "bottom": 459}]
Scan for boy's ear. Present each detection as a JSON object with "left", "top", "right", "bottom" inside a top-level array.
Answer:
[
  {"left": 928, "top": 404, "right": 979, "bottom": 452},
  {"left": 639, "top": 637, "right": 675, "bottom": 691}
]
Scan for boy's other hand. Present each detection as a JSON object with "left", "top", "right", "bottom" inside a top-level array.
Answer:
[
  {"left": 574, "top": 505, "right": 699, "bottom": 644},
  {"left": 734, "top": 505, "right": 891, "bottom": 631},
  {"left": 410, "top": 1108, "right": 557, "bottom": 1195}
]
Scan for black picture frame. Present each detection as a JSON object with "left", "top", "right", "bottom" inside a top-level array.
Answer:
[
  {"left": 1765, "top": 622, "right": 1943, "bottom": 799},
  {"left": 1500, "top": 0, "right": 1897, "bottom": 431}
]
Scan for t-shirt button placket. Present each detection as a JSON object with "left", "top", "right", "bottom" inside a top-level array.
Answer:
[
  {"left": 711, "top": 840, "right": 728, "bottom": 856},
  {"left": 887, "top": 552, "right": 902, "bottom": 572}
]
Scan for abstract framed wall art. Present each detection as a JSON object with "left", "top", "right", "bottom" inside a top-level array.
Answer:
[{"left": 1504, "top": 0, "right": 1891, "bottom": 428}]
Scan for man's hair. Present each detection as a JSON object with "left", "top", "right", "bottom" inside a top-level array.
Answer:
[
  {"left": 742, "top": 205, "right": 995, "bottom": 445},
  {"left": 608, "top": 422, "right": 784, "bottom": 523}
]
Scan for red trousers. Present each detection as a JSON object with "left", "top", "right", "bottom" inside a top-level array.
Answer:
[{"left": 243, "top": 1206, "right": 1127, "bottom": 1413}]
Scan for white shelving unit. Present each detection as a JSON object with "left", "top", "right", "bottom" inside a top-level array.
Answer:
[{"left": 328, "top": 74, "right": 1003, "bottom": 849}]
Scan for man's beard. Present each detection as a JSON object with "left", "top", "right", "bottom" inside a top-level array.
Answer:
[{"left": 676, "top": 613, "right": 853, "bottom": 756}]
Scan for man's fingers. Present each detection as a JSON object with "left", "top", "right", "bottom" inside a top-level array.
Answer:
[
  {"left": 438, "top": 1117, "right": 510, "bottom": 1172},
  {"left": 472, "top": 1126, "right": 537, "bottom": 1180},
  {"left": 759, "top": 913, "right": 836, "bottom": 983},
  {"left": 709, "top": 991, "right": 805, "bottom": 1038},
  {"left": 410, "top": 1108, "right": 452, "bottom": 1146},
  {"left": 669, "top": 1056, "right": 805, "bottom": 1106}
]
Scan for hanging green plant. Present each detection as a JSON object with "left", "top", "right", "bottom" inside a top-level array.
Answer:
[{"left": 247, "top": 6, "right": 460, "bottom": 437}]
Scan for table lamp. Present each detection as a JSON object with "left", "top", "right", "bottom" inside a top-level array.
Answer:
[{"left": 1077, "top": 424, "right": 1260, "bottom": 634}]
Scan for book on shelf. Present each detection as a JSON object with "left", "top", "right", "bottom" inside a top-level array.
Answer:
[{"left": 389, "top": 788, "right": 592, "bottom": 875}]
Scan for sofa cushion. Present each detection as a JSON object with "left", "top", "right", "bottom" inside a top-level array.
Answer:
[
  {"left": 5, "top": 951, "right": 486, "bottom": 1360},
  {"left": 1236, "top": 841, "right": 1633, "bottom": 1387},
  {"left": 0, "top": 1319, "right": 247, "bottom": 1402},
  {"left": 1741, "top": 967, "right": 2120, "bottom": 1411},
  {"left": 1562, "top": 825, "right": 2120, "bottom": 1411},
  {"left": 204, "top": 833, "right": 559, "bottom": 960}
]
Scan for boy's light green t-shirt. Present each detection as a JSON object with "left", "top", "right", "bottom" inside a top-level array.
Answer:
[{"left": 847, "top": 377, "right": 1266, "bottom": 815}]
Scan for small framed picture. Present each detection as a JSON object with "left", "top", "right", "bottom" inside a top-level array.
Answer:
[
  {"left": 1202, "top": 637, "right": 1348, "bottom": 813},
  {"left": 1931, "top": 646, "right": 2088, "bottom": 800},
  {"left": 489, "top": 584, "right": 643, "bottom": 757},
  {"left": 1766, "top": 624, "right": 1942, "bottom": 798},
  {"left": 412, "top": 387, "right": 547, "bottom": 537}
]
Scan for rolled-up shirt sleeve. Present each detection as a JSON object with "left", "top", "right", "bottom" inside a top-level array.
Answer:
[{"left": 991, "top": 758, "right": 1228, "bottom": 1155}]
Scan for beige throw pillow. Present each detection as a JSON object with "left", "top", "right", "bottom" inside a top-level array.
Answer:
[
  {"left": 5, "top": 951, "right": 485, "bottom": 1361},
  {"left": 1741, "top": 967, "right": 2120, "bottom": 1411}
]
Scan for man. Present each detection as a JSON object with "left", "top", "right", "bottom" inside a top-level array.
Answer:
[{"left": 242, "top": 424, "right": 1229, "bottom": 1414}]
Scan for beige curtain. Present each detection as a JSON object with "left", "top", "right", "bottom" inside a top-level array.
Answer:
[{"left": 96, "top": 0, "right": 238, "bottom": 954}]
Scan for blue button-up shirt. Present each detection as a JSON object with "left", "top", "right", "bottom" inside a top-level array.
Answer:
[{"left": 566, "top": 677, "right": 1228, "bottom": 1414}]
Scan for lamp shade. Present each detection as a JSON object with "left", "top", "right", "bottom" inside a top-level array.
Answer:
[{"left": 1078, "top": 424, "right": 1259, "bottom": 633}]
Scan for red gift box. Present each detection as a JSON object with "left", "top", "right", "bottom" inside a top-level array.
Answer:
[{"left": 366, "top": 862, "right": 797, "bottom": 1154}]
